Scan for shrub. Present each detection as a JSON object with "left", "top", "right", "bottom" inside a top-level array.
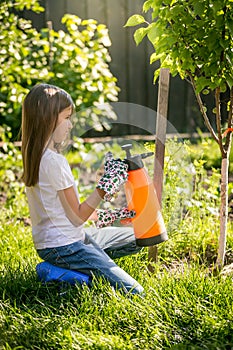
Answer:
[{"left": 0, "top": 1, "right": 119, "bottom": 139}]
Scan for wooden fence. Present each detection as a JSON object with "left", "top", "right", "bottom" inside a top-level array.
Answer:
[{"left": 23, "top": 0, "right": 210, "bottom": 136}]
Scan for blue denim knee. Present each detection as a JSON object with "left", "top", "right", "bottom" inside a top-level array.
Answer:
[{"left": 37, "top": 239, "right": 144, "bottom": 294}]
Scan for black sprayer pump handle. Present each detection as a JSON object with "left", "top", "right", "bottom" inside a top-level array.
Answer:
[
  {"left": 121, "top": 144, "right": 154, "bottom": 170},
  {"left": 121, "top": 144, "right": 132, "bottom": 159}
]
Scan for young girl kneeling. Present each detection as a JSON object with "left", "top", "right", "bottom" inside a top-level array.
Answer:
[{"left": 21, "top": 83, "right": 143, "bottom": 294}]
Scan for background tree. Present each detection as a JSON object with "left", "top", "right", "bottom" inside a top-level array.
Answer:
[
  {"left": 0, "top": 0, "right": 45, "bottom": 135},
  {"left": 125, "top": 0, "right": 233, "bottom": 267},
  {"left": 0, "top": 0, "right": 119, "bottom": 139}
]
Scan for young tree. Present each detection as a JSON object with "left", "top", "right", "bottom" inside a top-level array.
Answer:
[{"left": 125, "top": 0, "right": 233, "bottom": 267}]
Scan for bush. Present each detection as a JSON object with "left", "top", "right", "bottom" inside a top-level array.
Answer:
[
  {"left": 189, "top": 136, "right": 233, "bottom": 173},
  {"left": 0, "top": 126, "right": 25, "bottom": 210},
  {"left": 0, "top": 0, "right": 119, "bottom": 139},
  {"left": 0, "top": 1, "right": 45, "bottom": 134}
]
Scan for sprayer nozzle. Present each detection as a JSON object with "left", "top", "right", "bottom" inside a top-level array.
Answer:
[{"left": 141, "top": 152, "right": 154, "bottom": 159}]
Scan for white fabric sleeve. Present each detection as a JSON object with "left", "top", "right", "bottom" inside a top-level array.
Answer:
[{"left": 46, "top": 154, "right": 74, "bottom": 191}]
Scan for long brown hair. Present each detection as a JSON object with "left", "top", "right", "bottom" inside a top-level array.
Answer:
[{"left": 21, "top": 83, "right": 74, "bottom": 187}]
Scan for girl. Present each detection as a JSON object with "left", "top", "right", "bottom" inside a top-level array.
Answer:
[{"left": 21, "top": 83, "right": 143, "bottom": 294}]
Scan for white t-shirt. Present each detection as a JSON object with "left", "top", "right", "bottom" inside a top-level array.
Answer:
[{"left": 26, "top": 148, "right": 84, "bottom": 249}]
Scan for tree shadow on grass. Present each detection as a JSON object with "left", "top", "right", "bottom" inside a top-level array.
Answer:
[
  {"left": 0, "top": 265, "right": 88, "bottom": 308},
  {"left": 167, "top": 337, "right": 233, "bottom": 350},
  {"left": 0, "top": 267, "right": 89, "bottom": 348},
  {"left": 1, "top": 267, "right": 233, "bottom": 350}
]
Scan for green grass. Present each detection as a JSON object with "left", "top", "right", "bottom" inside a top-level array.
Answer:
[
  {"left": 1, "top": 213, "right": 233, "bottom": 349},
  {"left": 1, "top": 137, "right": 233, "bottom": 349}
]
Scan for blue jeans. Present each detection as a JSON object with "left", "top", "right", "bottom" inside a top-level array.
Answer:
[{"left": 37, "top": 226, "right": 144, "bottom": 294}]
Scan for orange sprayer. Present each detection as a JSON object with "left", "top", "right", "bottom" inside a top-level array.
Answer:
[{"left": 122, "top": 144, "right": 168, "bottom": 247}]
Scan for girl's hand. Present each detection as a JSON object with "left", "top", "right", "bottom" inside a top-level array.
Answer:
[
  {"left": 88, "top": 210, "right": 98, "bottom": 221},
  {"left": 96, "top": 152, "right": 128, "bottom": 202},
  {"left": 95, "top": 207, "right": 136, "bottom": 228}
]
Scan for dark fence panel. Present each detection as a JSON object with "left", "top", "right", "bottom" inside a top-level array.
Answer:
[{"left": 23, "top": 0, "right": 209, "bottom": 136}]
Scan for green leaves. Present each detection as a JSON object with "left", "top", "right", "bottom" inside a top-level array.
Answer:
[
  {"left": 124, "top": 14, "right": 146, "bottom": 27},
  {"left": 124, "top": 14, "right": 148, "bottom": 46},
  {"left": 5, "top": 0, "right": 44, "bottom": 12},
  {"left": 125, "top": 0, "right": 233, "bottom": 92},
  {"left": 51, "top": 14, "right": 119, "bottom": 131},
  {"left": 134, "top": 27, "right": 149, "bottom": 46},
  {"left": 143, "top": 0, "right": 155, "bottom": 12},
  {"left": 0, "top": 3, "right": 120, "bottom": 138}
]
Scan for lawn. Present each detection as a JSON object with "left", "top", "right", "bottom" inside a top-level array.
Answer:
[{"left": 0, "top": 136, "right": 233, "bottom": 349}]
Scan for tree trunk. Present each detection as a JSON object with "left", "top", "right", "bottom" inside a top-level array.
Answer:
[
  {"left": 148, "top": 68, "right": 170, "bottom": 271},
  {"left": 189, "top": 80, "right": 232, "bottom": 269},
  {"left": 216, "top": 155, "right": 229, "bottom": 267}
]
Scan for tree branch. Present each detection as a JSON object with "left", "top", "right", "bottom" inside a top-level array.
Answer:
[
  {"left": 188, "top": 74, "right": 219, "bottom": 144},
  {"left": 215, "top": 87, "right": 225, "bottom": 156},
  {"left": 224, "top": 87, "right": 233, "bottom": 152}
]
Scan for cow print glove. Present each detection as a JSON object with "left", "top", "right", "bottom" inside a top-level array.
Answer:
[
  {"left": 96, "top": 207, "right": 136, "bottom": 228},
  {"left": 96, "top": 152, "right": 128, "bottom": 202}
]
